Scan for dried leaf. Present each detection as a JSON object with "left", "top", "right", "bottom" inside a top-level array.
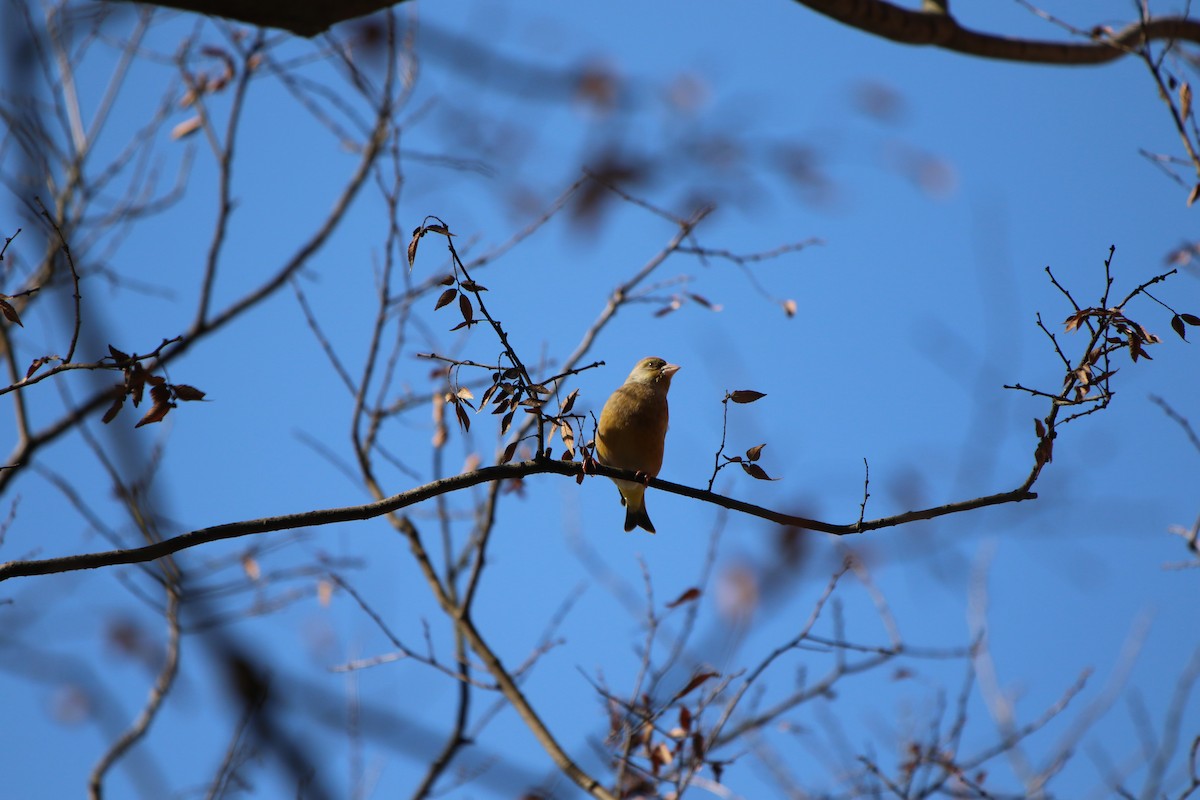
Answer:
[
  {"left": 407, "top": 228, "right": 425, "bottom": 269},
  {"left": 501, "top": 440, "right": 519, "bottom": 464},
  {"left": 242, "top": 556, "right": 261, "bottom": 581},
  {"left": 456, "top": 386, "right": 475, "bottom": 402},
  {"left": 0, "top": 299, "right": 22, "bottom": 327},
  {"left": 434, "top": 288, "right": 457, "bottom": 311},
  {"left": 438, "top": 274, "right": 456, "bottom": 286},
  {"left": 26, "top": 356, "right": 56, "bottom": 379},
  {"left": 134, "top": 401, "right": 172, "bottom": 428},
  {"left": 745, "top": 443, "right": 766, "bottom": 461},
  {"left": 459, "top": 279, "right": 487, "bottom": 292},
  {"left": 1171, "top": 314, "right": 1187, "bottom": 341},
  {"left": 173, "top": 384, "right": 206, "bottom": 401},
  {"left": 650, "top": 741, "right": 673, "bottom": 770},
  {"left": 666, "top": 587, "right": 701, "bottom": 608},
  {"left": 500, "top": 410, "right": 514, "bottom": 435},
  {"left": 432, "top": 393, "right": 447, "bottom": 448},
  {"left": 740, "top": 462, "right": 777, "bottom": 481},
  {"left": 560, "top": 388, "right": 579, "bottom": 415},
  {"left": 729, "top": 390, "right": 766, "bottom": 404},
  {"left": 678, "top": 706, "right": 693, "bottom": 734},
  {"left": 1182, "top": 81, "right": 1193, "bottom": 120},
  {"left": 458, "top": 293, "right": 474, "bottom": 324},
  {"left": 1179, "top": 312, "right": 1200, "bottom": 326},
  {"left": 672, "top": 671, "right": 718, "bottom": 702},
  {"left": 454, "top": 400, "right": 471, "bottom": 432},
  {"left": 108, "top": 345, "right": 131, "bottom": 363},
  {"left": 170, "top": 116, "right": 203, "bottom": 140},
  {"left": 101, "top": 390, "right": 125, "bottom": 424},
  {"left": 1034, "top": 418, "right": 1046, "bottom": 438}
]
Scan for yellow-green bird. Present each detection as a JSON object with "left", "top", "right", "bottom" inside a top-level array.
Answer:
[{"left": 596, "top": 356, "right": 680, "bottom": 533}]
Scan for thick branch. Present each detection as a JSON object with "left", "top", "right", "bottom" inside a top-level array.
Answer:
[
  {"left": 0, "top": 460, "right": 1036, "bottom": 581},
  {"left": 794, "top": 0, "right": 1200, "bottom": 65}
]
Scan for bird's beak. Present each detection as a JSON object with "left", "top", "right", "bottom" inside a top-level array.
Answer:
[{"left": 662, "top": 363, "right": 680, "bottom": 378}]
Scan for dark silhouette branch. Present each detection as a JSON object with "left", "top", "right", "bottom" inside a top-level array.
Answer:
[
  {"left": 102, "top": 0, "right": 1200, "bottom": 66},
  {"left": 0, "top": 458, "right": 1038, "bottom": 582},
  {"left": 793, "top": 0, "right": 1200, "bottom": 65}
]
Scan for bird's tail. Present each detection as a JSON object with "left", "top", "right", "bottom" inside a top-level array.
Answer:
[
  {"left": 617, "top": 482, "right": 656, "bottom": 534},
  {"left": 624, "top": 503, "right": 656, "bottom": 534}
]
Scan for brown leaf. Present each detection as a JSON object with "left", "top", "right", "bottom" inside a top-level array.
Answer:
[
  {"left": 458, "top": 293, "right": 474, "bottom": 324},
  {"left": 740, "top": 462, "right": 777, "bottom": 481},
  {"left": 0, "top": 299, "right": 22, "bottom": 327},
  {"left": 1179, "top": 312, "right": 1200, "bottom": 326},
  {"left": 101, "top": 390, "right": 125, "bottom": 424},
  {"left": 688, "top": 293, "right": 722, "bottom": 311},
  {"left": 745, "top": 443, "right": 766, "bottom": 461},
  {"left": 439, "top": 274, "right": 456, "bottom": 286},
  {"left": 459, "top": 279, "right": 487, "bottom": 292},
  {"left": 173, "top": 384, "right": 206, "bottom": 401},
  {"left": 692, "top": 732, "right": 707, "bottom": 760},
  {"left": 501, "top": 440, "right": 519, "bottom": 464},
  {"left": 650, "top": 741, "right": 673, "bottom": 770},
  {"left": 454, "top": 400, "right": 471, "bottom": 432},
  {"left": 26, "top": 356, "right": 53, "bottom": 379},
  {"left": 1171, "top": 314, "right": 1187, "bottom": 341},
  {"left": 672, "top": 671, "right": 718, "bottom": 702},
  {"left": 500, "top": 410, "right": 514, "bottom": 435},
  {"left": 729, "top": 390, "right": 766, "bottom": 404},
  {"left": 170, "top": 116, "right": 203, "bottom": 140},
  {"left": 1182, "top": 81, "right": 1193, "bottom": 120},
  {"left": 108, "top": 344, "right": 131, "bottom": 363},
  {"left": 678, "top": 706, "right": 692, "bottom": 734},
  {"left": 434, "top": 288, "right": 457, "bottom": 310},
  {"left": 242, "top": 556, "right": 261, "bottom": 581},
  {"left": 134, "top": 401, "right": 172, "bottom": 428},
  {"left": 560, "top": 388, "right": 579, "bottom": 415},
  {"left": 666, "top": 587, "right": 701, "bottom": 608},
  {"left": 1034, "top": 418, "right": 1046, "bottom": 438},
  {"left": 407, "top": 228, "right": 423, "bottom": 269}
]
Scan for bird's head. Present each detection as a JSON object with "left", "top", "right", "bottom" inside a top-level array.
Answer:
[{"left": 626, "top": 356, "right": 680, "bottom": 389}]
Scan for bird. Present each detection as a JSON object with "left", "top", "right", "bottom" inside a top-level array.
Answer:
[{"left": 595, "top": 356, "right": 680, "bottom": 533}]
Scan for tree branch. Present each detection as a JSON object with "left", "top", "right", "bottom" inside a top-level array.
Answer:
[
  {"left": 0, "top": 459, "right": 1038, "bottom": 582},
  {"left": 794, "top": 0, "right": 1200, "bottom": 65}
]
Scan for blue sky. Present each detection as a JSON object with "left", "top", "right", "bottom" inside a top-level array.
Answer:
[{"left": 2, "top": 1, "right": 1198, "bottom": 798}]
